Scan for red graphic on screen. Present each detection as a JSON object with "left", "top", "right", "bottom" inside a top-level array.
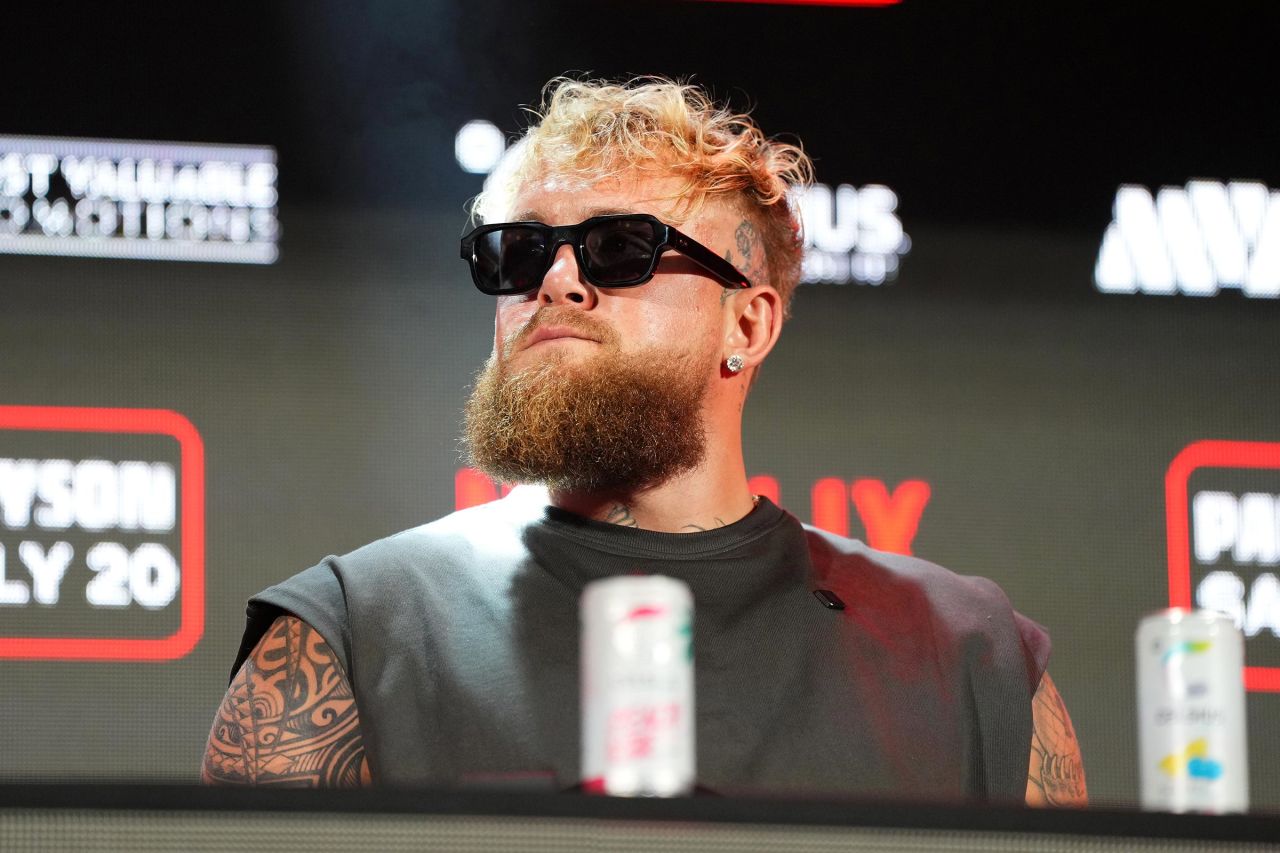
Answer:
[
  {"left": 454, "top": 467, "right": 513, "bottom": 509},
  {"left": 747, "top": 474, "right": 780, "bottom": 505},
  {"left": 0, "top": 406, "right": 204, "bottom": 662},
  {"left": 1166, "top": 440, "right": 1280, "bottom": 692},
  {"left": 810, "top": 476, "right": 930, "bottom": 555},
  {"left": 454, "top": 468, "right": 929, "bottom": 555},
  {"left": 852, "top": 479, "right": 931, "bottom": 555},
  {"left": 810, "top": 477, "right": 849, "bottom": 537}
]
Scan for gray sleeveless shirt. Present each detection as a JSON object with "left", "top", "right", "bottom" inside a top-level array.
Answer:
[{"left": 234, "top": 488, "right": 1049, "bottom": 800}]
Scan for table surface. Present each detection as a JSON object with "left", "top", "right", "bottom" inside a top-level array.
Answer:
[{"left": 1, "top": 783, "right": 1277, "bottom": 845}]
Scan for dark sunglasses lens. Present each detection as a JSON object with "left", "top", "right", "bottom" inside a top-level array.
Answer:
[
  {"left": 473, "top": 227, "right": 548, "bottom": 292},
  {"left": 582, "top": 219, "right": 660, "bottom": 284}
]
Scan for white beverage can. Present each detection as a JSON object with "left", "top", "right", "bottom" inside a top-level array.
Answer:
[
  {"left": 580, "top": 575, "right": 694, "bottom": 797},
  {"left": 1135, "top": 608, "right": 1249, "bottom": 813}
]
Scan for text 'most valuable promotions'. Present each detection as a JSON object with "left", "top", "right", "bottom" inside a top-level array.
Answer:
[{"left": 0, "top": 136, "right": 278, "bottom": 264}]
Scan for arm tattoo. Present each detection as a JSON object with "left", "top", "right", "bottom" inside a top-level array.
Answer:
[
  {"left": 605, "top": 504, "right": 638, "bottom": 527},
  {"left": 202, "top": 615, "right": 371, "bottom": 787},
  {"left": 1026, "top": 671, "right": 1087, "bottom": 807}
]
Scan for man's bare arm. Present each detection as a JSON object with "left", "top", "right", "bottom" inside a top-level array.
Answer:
[
  {"left": 1025, "top": 671, "right": 1087, "bottom": 806},
  {"left": 201, "top": 614, "right": 372, "bottom": 786}
]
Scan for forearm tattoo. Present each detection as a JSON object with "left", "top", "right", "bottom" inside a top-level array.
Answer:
[
  {"left": 1026, "top": 672, "right": 1087, "bottom": 806},
  {"left": 202, "top": 615, "right": 371, "bottom": 787}
]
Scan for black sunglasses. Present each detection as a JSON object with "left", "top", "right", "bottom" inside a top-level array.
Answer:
[{"left": 459, "top": 213, "right": 752, "bottom": 295}]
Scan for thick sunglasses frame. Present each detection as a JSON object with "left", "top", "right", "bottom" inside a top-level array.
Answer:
[{"left": 460, "top": 213, "right": 753, "bottom": 295}]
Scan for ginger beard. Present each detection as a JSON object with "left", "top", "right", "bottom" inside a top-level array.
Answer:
[{"left": 463, "top": 307, "right": 715, "bottom": 494}]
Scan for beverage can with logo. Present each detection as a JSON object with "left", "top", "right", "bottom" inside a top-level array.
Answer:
[
  {"left": 580, "top": 575, "right": 695, "bottom": 797},
  {"left": 1135, "top": 608, "right": 1249, "bottom": 812}
]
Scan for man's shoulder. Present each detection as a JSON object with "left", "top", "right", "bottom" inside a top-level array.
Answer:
[
  {"left": 801, "top": 522, "right": 1049, "bottom": 684},
  {"left": 332, "top": 485, "right": 546, "bottom": 575},
  {"left": 254, "top": 487, "right": 546, "bottom": 620},
  {"left": 800, "top": 523, "right": 1017, "bottom": 621}
]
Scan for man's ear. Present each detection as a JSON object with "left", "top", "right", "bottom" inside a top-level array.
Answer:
[{"left": 722, "top": 285, "right": 782, "bottom": 374}]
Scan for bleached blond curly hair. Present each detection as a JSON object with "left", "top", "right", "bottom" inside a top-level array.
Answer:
[{"left": 473, "top": 76, "right": 814, "bottom": 315}]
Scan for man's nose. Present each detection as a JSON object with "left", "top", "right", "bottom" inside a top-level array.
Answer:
[{"left": 538, "top": 244, "right": 595, "bottom": 307}]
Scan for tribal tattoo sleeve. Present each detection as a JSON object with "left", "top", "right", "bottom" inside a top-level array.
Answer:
[
  {"left": 1025, "top": 671, "right": 1088, "bottom": 807},
  {"left": 201, "top": 614, "right": 372, "bottom": 787}
]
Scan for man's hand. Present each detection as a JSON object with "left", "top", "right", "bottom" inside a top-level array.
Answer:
[
  {"left": 202, "top": 614, "right": 371, "bottom": 786},
  {"left": 1025, "top": 671, "right": 1087, "bottom": 806}
]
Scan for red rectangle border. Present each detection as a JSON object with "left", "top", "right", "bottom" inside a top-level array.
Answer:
[
  {"left": 0, "top": 405, "right": 204, "bottom": 661},
  {"left": 1166, "top": 440, "right": 1280, "bottom": 692}
]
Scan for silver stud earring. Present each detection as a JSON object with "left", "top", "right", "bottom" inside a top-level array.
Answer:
[{"left": 725, "top": 354, "right": 746, "bottom": 374}]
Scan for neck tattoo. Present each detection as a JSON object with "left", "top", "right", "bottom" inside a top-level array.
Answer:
[{"left": 605, "top": 495, "right": 762, "bottom": 531}]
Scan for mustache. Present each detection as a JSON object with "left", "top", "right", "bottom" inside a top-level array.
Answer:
[{"left": 503, "top": 307, "right": 618, "bottom": 356}]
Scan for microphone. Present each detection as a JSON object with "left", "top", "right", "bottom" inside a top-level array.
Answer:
[{"left": 813, "top": 589, "right": 846, "bottom": 610}]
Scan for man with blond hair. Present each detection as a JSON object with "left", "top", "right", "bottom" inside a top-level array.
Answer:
[{"left": 203, "top": 77, "right": 1086, "bottom": 806}]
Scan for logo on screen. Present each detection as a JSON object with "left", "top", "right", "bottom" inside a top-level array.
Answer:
[
  {"left": 0, "top": 136, "right": 278, "bottom": 265},
  {"left": 0, "top": 406, "right": 204, "bottom": 661},
  {"left": 794, "top": 183, "right": 911, "bottom": 286},
  {"left": 1166, "top": 440, "right": 1280, "bottom": 691},
  {"left": 1095, "top": 181, "right": 1279, "bottom": 298}
]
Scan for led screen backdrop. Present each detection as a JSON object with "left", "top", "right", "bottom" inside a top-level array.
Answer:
[{"left": 1, "top": 1, "right": 1278, "bottom": 809}]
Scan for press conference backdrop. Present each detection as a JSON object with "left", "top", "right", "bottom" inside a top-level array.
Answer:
[{"left": 1, "top": 1, "right": 1277, "bottom": 811}]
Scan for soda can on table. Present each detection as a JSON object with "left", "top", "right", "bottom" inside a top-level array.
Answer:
[
  {"left": 580, "top": 575, "right": 695, "bottom": 797},
  {"left": 1135, "top": 608, "right": 1249, "bottom": 813}
]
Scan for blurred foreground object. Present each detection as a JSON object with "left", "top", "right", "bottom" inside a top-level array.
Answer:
[{"left": 1137, "top": 608, "right": 1249, "bottom": 813}]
